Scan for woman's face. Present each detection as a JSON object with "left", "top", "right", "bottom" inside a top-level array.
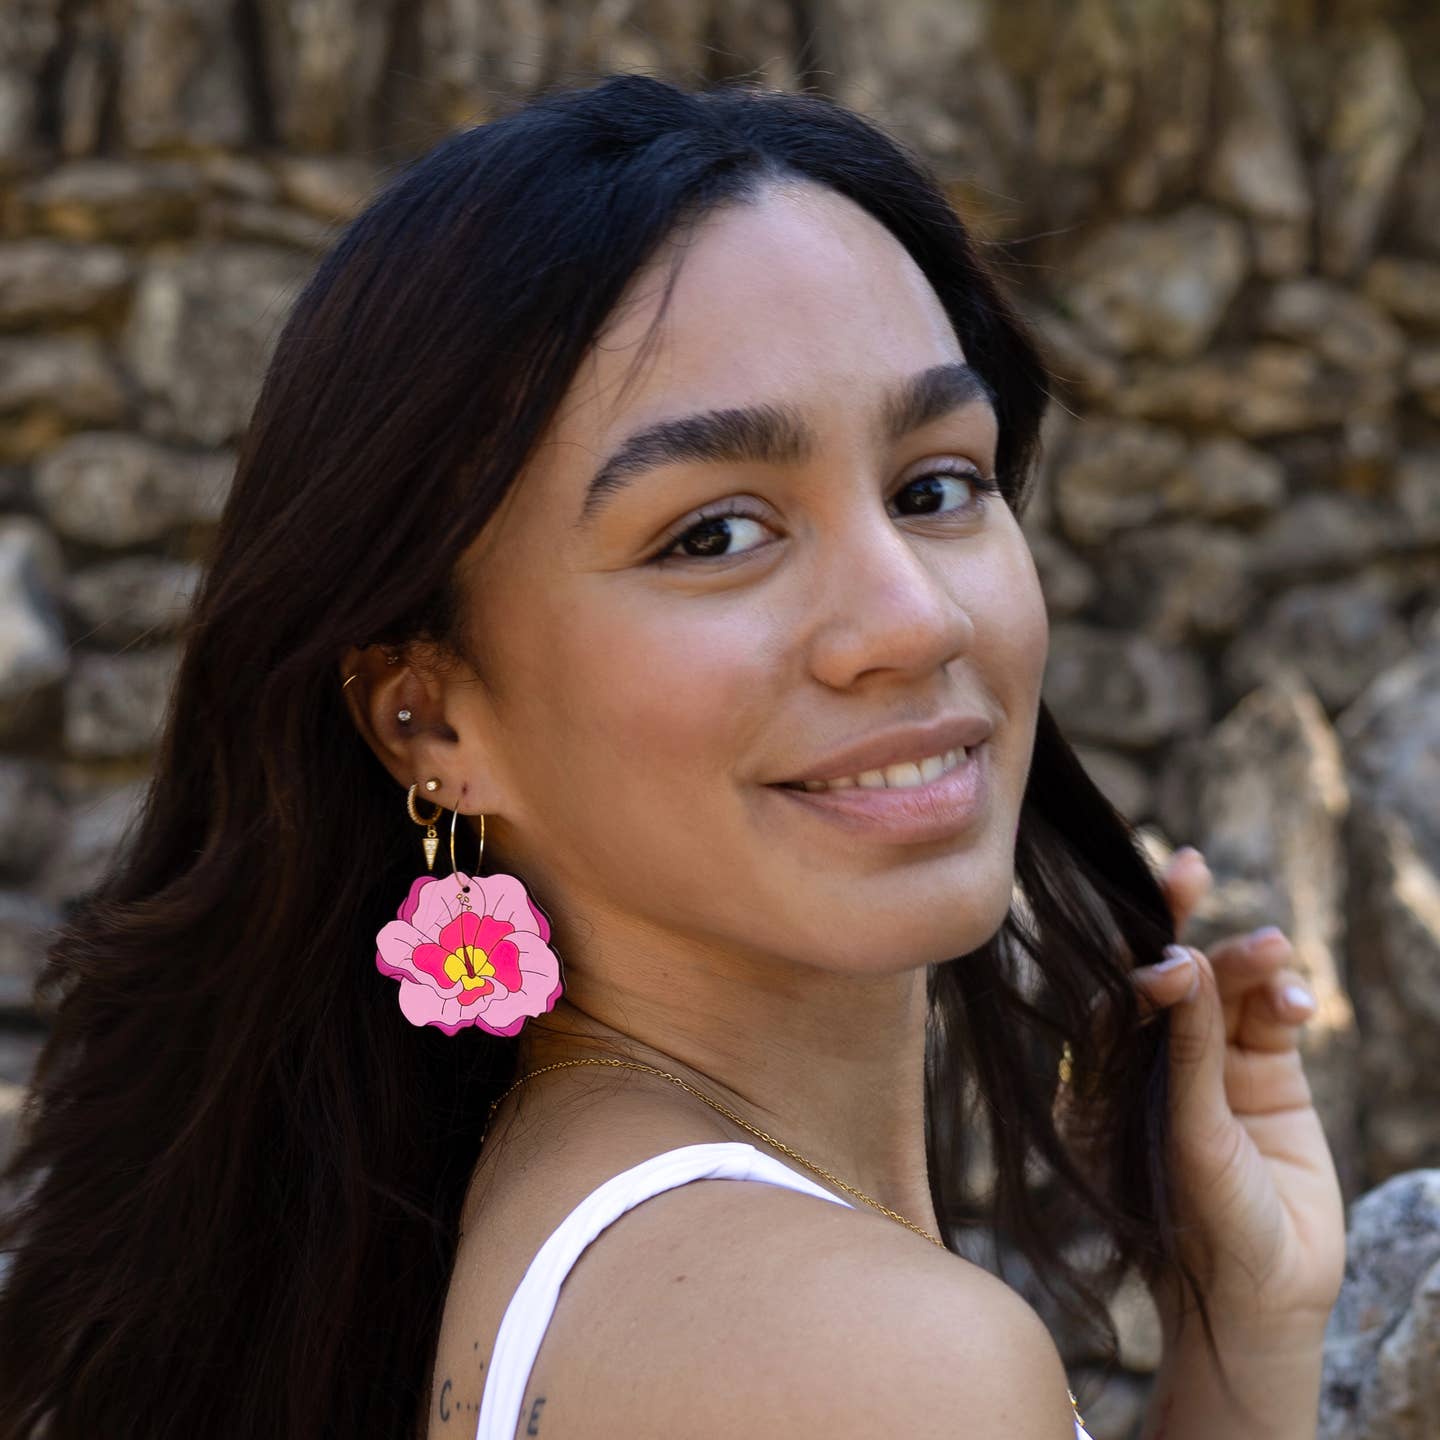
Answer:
[{"left": 455, "top": 179, "right": 1049, "bottom": 977}]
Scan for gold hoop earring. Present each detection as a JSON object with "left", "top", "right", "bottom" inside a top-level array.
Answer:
[
  {"left": 406, "top": 781, "right": 444, "bottom": 871},
  {"left": 451, "top": 796, "right": 485, "bottom": 877}
]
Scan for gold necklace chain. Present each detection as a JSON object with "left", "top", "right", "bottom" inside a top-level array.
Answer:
[
  {"left": 482, "top": 1055, "right": 1084, "bottom": 1428},
  {"left": 485, "top": 1055, "right": 945, "bottom": 1246}
]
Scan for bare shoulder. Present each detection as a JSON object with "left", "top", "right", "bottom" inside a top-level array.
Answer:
[{"left": 484, "top": 1173, "right": 1080, "bottom": 1439}]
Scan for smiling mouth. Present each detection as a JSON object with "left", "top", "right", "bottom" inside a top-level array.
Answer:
[{"left": 773, "top": 744, "right": 977, "bottom": 793}]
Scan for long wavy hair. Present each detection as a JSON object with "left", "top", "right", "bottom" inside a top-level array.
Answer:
[{"left": 0, "top": 73, "right": 1215, "bottom": 1437}]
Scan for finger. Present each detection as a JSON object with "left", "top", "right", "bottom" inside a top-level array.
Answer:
[
  {"left": 1160, "top": 847, "right": 1212, "bottom": 936},
  {"left": 1233, "top": 967, "right": 1318, "bottom": 1054},
  {"left": 1207, "top": 926, "right": 1295, "bottom": 1038},
  {"left": 1131, "top": 944, "right": 1201, "bottom": 1022},
  {"left": 1158, "top": 944, "right": 1231, "bottom": 1139}
]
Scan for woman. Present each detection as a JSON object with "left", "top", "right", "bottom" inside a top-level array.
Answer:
[{"left": 0, "top": 74, "right": 1343, "bottom": 1438}]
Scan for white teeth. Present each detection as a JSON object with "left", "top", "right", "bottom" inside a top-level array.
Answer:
[
  {"left": 792, "top": 746, "right": 970, "bottom": 793},
  {"left": 882, "top": 760, "right": 923, "bottom": 788}
]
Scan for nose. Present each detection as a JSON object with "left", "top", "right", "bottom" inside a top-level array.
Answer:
[{"left": 804, "top": 501, "right": 976, "bottom": 690}]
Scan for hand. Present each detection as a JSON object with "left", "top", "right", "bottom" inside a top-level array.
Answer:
[{"left": 1129, "top": 847, "right": 1346, "bottom": 1340}]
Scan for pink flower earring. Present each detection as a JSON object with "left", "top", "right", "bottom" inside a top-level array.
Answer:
[{"left": 373, "top": 778, "right": 564, "bottom": 1037}]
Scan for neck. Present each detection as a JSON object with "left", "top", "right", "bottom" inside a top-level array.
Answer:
[{"left": 513, "top": 929, "right": 939, "bottom": 1240}]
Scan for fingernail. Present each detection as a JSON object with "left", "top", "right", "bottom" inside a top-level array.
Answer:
[
  {"left": 1282, "top": 984, "right": 1316, "bottom": 1013},
  {"left": 1152, "top": 944, "right": 1195, "bottom": 972},
  {"left": 1249, "top": 925, "right": 1286, "bottom": 947}
]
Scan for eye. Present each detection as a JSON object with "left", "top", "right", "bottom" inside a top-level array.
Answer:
[
  {"left": 647, "top": 465, "right": 1003, "bottom": 567},
  {"left": 649, "top": 504, "right": 775, "bottom": 565},
  {"left": 892, "top": 465, "right": 1002, "bottom": 519}
]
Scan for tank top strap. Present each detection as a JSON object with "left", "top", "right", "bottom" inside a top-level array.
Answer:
[{"left": 474, "top": 1141, "right": 853, "bottom": 1439}]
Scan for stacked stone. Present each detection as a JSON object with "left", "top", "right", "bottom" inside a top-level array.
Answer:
[{"left": 0, "top": 3, "right": 1435, "bottom": 1436}]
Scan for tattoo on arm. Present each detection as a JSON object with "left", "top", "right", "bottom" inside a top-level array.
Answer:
[
  {"left": 525, "top": 1396, "right": 547, "bottom": 1434},
  {"left": 436, "top": 1342, "right": 488, "bottom": 1426}
]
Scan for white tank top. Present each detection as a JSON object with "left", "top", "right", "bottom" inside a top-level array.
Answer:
[{"left": 473, "top": 1140, "right": 1094, "bottom": 1440}]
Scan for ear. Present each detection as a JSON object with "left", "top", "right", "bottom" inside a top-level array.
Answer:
[{"left": 335, "top": 642, "right": 511, "bottom": 819}]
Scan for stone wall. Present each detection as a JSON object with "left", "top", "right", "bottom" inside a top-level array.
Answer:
[{"left": 0, "top": 3, "right": 1436, "bottom": 1437}]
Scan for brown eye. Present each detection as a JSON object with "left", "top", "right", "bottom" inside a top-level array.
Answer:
[{"left": 892, "top": 468, "right": 1000, "bottom": 518}]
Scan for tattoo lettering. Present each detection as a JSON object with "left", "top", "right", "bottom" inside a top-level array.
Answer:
[{"left": 525, "top": 1395, "right": 547, "bottom": 1434}]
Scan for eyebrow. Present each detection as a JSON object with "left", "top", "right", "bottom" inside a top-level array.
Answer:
[{"left": 574, "top": 361, "right": 998, "bottom": 529}]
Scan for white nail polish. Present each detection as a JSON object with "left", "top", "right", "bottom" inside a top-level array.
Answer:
[
  {"left": 1153, "top": 945, "right": 1194, "bottom": 972},
  {"left": 1282, "top": 984, "right": 1316, "bottom": 1013}
]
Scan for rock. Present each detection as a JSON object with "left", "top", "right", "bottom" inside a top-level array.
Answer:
[
  {"left": 1317, "top": 27, "right": 1424, "bottom": 278},
  {"left": 1020, "top": 302, "right": 1124, "bottom": 403},
  {"left": 1338, "top": 645, "right": 1440, "bottom": 1185},
  {"left": 0, "top": 758, "right": 64, "bottom": 885},
  {"left": 1223, "top": 573, "right": 1413, "bottom": 714},
  {"left": 1160, "top": 436, "right": 1286, "bottom": 523},
  {"left": 0, "top": 0, "right": 60, "bottom": 166},
  {"left": 1031, "top": 0, "right": 1133, "bottom": 172},
  {"left": 1319, "top": 1170, "right": 1440, "bottom": 1439},
  {"left": 195, "top": 153, "right": 279, "bottom": 205},
  {"left": 272, "top": 156, "right": 379, "bottom": 224},
  {"left": 1257, "top": 278, "right": 1406, "bottom": 374},
  {"left": 1100, "top": 522, "right": 1255, "bottom": 644},
  {"left": 0, "top": 337, "right": 128, "bottom": 455},
  {"left": 121, "top": 244, "right": 316, "bottom": 445},
  {"left": 1059, "top": 205, "right": 1248, "bottom": 360},
  {"left": 17, "top": 159, "right": 204, "bottom": 242},
  {"left": 257, "top": 0, "right": 394, "bottom": 151},
  {"left": 1114, "top": 344, "right": 1397, "bottom": 436},
  {"left": 1392, "top": 452, "right": 1440, "bottom": 545},
  {"left": 1051, "top": 419, "right": 1186, "bottom": 546},
  {"left": 1113, "top": 0, "right": 1215, "bottom": 214},
  {"left": 1206, "top": 21, "right": 1311, "bottom": 276},
  {"left": 115, "top": 0, "right": 251, "bottom": 152},
  {"left": 33, "top": 775, "right": 148, "bottom": 909},
  {"left": 1043, "top": 622, "right": 1209, "bottom": 749},
  {"left": 1392, "top": 114, "right": 1440, "bottom": 261},
  {"left": 1408, "top": 346, "right": 1440, "bottom": 420},
  {"left": 1364, "top": 256, "right": 1440, "bottom": 331},
  {"left": 0, "top": 242, "right": 132, "bottom": 330},
  {"left": 63, "top": 646, "right": 181, "bottom": 760},
  {"left": 1179, "top": 672, "right": 1361, "bottom": 1195},
  {"left": 0, "top": 889, "right": 58, "bottom": 1012},
  {"left": 0, "top": 517, "right": 68, "bottom": 747},
  {"left": 1024, "top": 529, "right": 1096, "bottom": 619},
  {"left": 1246, "top": 492, "right": 1407, "bottom": 582},
  {"left": 65, "top": 555, "right": 202, "bottom": 646},
  {"left": 206, "top": 199, "right": 336, "bottom": 253},
  {"left": 32, "top": 432, "right": 232, "bottom": 547},
  {"left": 1073, "top": 745, "right": 1152, "bottom": 822}
]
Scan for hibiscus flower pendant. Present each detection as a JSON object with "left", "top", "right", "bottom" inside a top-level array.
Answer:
[{"left": 374, "top": 868, "right": 564, "bottom": 1037}]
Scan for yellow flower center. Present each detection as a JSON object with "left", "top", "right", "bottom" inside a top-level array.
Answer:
[{"left": 444, "top": 945, "right": 496, "bottom": 992}]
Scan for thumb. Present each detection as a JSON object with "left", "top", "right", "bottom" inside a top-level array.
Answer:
[{"left": 1159, "top": 944, "right": 1230, "bottom": 1147}]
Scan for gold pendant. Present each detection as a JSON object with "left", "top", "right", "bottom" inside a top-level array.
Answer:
[{"left": 422, "top": 829, "right": 439, "bottom": 870}]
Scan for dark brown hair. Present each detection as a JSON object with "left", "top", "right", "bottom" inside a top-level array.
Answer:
[{"left": 0, "top": 73, "right": 1215, "bottom": 1437}]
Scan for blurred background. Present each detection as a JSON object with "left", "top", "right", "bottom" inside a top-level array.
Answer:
[{"left": 0, "top": 1, "right": 1436, "bottom": 1435}]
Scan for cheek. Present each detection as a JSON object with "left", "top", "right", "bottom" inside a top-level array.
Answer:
[{"left": 530, "top": 587, "right": 773, "bottom": 800}]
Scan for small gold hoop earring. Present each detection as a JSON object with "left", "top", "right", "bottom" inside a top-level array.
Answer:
[{"left": 407, "top": 781, "right": 444, "bottom": 870}]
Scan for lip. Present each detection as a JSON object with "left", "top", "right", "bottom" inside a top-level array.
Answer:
[
  {"left": 767, "top": 739, "right": 989, "bottom": 843},
  {"left": 774, "top": 713, "right": 994, "bottom": 785}
]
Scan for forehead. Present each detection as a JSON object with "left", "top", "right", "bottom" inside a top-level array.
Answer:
[{"left": 551, "top": 179, "right": 965, "bottom": 454}]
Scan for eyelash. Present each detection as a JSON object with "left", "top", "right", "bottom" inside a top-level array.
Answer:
[{"left": 647, "top": 466, "right": 1004, "bottom": 567}]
